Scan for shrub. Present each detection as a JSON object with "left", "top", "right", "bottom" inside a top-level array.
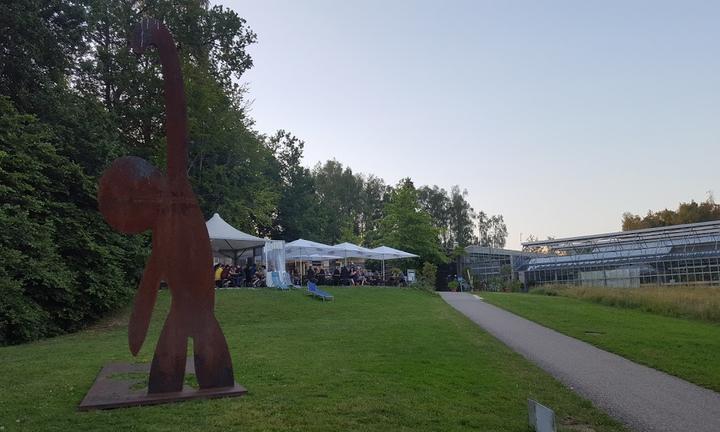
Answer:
[
  {"left": 0, "top": 98, "right": 146, "bottom": 345},
  {"left": 421, "top": 262, "right": 437, "bottom": 285},
  {"left": 412, "top": 262, "right": 438, "bottom": 293},
  {"left": 505, "top": 279, "right": 523, "bottom": 292}
]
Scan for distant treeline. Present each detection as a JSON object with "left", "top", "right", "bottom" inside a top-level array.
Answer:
[
  {"left": 0, "top": 2, "right": 505, "bottom": 344},
  {"left": 622, "top": 197, "right": 720, "bottom": 231}
]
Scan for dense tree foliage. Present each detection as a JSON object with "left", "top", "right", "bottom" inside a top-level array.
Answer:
[
  {"left": 448, "top": 186, "right": 477, "bottom": 247},
  {"left": 622, "top": 197, "right": 720, "bottom": 231},
  {"left": 477, "top": 211, "right": 508, "bottom": 248},
  {"left": 0, "top": 96, "right": 145, "bottom": 343},
  {"left": 377, "top": 179, "right": 447, "bottom": 265},
  {"left": 0, "top": 0, "right": 266, "bottom": 345},
  {"left": 0, "top": 1, "right": 503, "bottom": 345},
  {"left": 418, "top": 185, "right": 451, "bottom": 247},
  {"left": 267, "top": 130, "right": 320, "bottom": 240}
]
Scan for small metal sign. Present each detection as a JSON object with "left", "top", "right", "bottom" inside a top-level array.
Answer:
[{"left": 528, "top": 399, "right": 556, "bottom": 432}]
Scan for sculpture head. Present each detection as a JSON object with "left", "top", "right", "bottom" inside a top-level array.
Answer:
[
  {"left": 129, "top": 18, "right": 161, "bottom": 56},
  {"left": 98, "top": 156, "right": 165, "bottom": 234}
]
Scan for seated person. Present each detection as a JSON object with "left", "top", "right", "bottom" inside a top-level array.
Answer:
[
  {"left": 306, "top": 265, "right": 316, "bottom": 283},
  {"left": 214, "top": 264, "right": 223, "bottom": 288},
  {"left": 349, "top": 267, "right": 358, "bottom": 286},
  {"left": 340, "top": 265, "right": 351, "bottom": 286},
  {"left": 254, "top": 265, "right": 266, "bottom": 287},
  {"left": 228, "top": 265, "right": 238, "bottom": 287},
  {"left": 353, "top": 268, "right": 365, "bottom": 286},
  {"left": 220, "top": 264, "right": 231, "bottom": 287},
  {"left": 243, "top": 264, "right": 250, "bottom": 286}
]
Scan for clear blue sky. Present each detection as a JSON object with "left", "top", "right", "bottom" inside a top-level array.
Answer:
[{"left": 227, "top": 0, "right": 720, "bottom": 249}]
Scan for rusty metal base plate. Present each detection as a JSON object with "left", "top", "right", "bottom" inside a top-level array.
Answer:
[{"left": 78, "top": 360, "right": 247, "bottom": 410}]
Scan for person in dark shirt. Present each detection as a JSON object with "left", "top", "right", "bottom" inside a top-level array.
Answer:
[
  {"left": 340, "top": 265, "right": 350, "bottom": 286},
  {"left": 306, "top": 265, "right": 316, "bottom": 283},
  {"left": 243, "top": 262, "right": 251, "bottom": 287},
  {"left": 220, "top": 265, "right": 231, "bottom": 287},
  {"left": 255, "top": 265, "right": 266, "bottom": 287}
]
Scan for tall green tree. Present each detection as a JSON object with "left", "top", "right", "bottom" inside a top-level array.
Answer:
[
  {"left": 312, "top": 160, "right": 364, "bottom": 244},
  {"left": 267, "top": 130, "right": 319, "bottom": 240},
  {"left": 184, "top": 64, "right": 278, "bottom": 233},
  {"left": 0, "top": 0, "right": 86, "bottom": 116},
  {"left": 358, "top": 175, "right": 391, "bottom": 246},
  {"left": 488, "top": 215, "right": 508, "bottom": 248},
  {"left": 377, "top": 179, "right": 447, "bottom": 264},
  {"left": 448, "top": 185, "right": 476, "bottom": 247},
  {"left": 75, "top": 0, "right": 277, "bottom": 234},
  {"left": 418, "top": 185, "right": 451, "bottom": 248},
  {"left": 477, "top": 211, "right": 508, "bottom": 248}
]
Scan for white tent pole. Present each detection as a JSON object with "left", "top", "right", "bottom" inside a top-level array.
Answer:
[{"left": 382, "top": 257, "right": 385, "bottom": 282}]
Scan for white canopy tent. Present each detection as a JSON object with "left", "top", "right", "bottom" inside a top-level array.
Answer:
[
  {"left": 206, "top": 213, "right": 267, "bottom": 264},
  {"left": 369, "top": 246, "right": 419, "bottom": 280}
]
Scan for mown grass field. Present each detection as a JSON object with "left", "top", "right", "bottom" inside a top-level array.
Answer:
[
  {"left": 0, "top": 288, "right": 626, "bottom": 432},
  {"left": 483, "top": 292, "right": 720, "bottom": 392}
]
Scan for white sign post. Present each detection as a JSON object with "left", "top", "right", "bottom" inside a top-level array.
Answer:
[{"left": 528, "top": 399, "right": 556, "bottom": 432}]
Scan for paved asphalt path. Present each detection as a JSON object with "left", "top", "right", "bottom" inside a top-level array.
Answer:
[{"left": 439, "top": 292, "right": 720, "bottom": 432}]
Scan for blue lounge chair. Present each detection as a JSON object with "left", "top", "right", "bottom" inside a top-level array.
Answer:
[
  {"left": 307, "top": 281, "right": 333, "bottom": 301},
  {"left": 271, "top": 271, "right": 290, "bottom": 291}
]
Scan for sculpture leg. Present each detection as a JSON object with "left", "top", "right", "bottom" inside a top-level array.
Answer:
[
  {"left": 193, "top": 315, "right": 235, "bottom": 389},
  {"left": 148, "top": 311, "right": 187, "bottom": 393}
]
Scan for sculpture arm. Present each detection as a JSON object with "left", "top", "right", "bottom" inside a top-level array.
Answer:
[
  {"left": 130, "top": 18, "right": 188, "bottom": 181},
  {"left": 128, "top": 252, "right": 162, "bottom": 356}
]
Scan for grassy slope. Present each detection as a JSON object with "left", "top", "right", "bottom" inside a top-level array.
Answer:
[
  {"left": 1, "top": 288, "right": 626, "bottom": 432},
  {"left": 483, "top": 292, "right": 720, "bottom": 392}
]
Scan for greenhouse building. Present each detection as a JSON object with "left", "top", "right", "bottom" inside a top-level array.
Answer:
[{"left": 518, "top": 220, "right": 720, "bottom": 288}]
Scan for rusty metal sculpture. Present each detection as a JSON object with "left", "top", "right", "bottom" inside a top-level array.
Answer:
[{"left": 80, "top": 19, "right": 244, "bottom": 409}]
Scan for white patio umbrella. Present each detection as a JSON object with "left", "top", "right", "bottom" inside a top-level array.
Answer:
[
  {"left": 206, "top": 213, "right": 266, "bottom": 264},
  {"left": 285, "top": 239, "right": 336, "bottom": 256},
  {"left": 285, "top": 239, "right": 336, "bottom": 283},
  {"left": 370, "top": 246, "right": 419, "bottom": 280},
  {"left": 331, "top": 242, "right": 376, "bottom": 265},
  {"left": 286, "top": 253, "right": 343, "bottom": 261}
]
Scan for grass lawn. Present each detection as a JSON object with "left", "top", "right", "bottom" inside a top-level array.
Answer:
[
  {"left": 0, "top": 288, "right": 627, "bottom": 432},
  {"left": 483, "top": 292, "right": 720, "bottom": 393},
  {"left": 529, "top": 285, "right": 720, "bottom": 323}
]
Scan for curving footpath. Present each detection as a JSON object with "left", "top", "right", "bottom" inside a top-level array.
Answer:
[{"left": 439, "top": 292, "right": 720, "bottom": 432}]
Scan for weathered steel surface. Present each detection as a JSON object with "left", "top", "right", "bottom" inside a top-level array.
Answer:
[
  {"left": 78, "top": 359, "right": 247, "bottom": 410},
  {"left": 97, "top": 18, "right": 235, "bottom": 394}
]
